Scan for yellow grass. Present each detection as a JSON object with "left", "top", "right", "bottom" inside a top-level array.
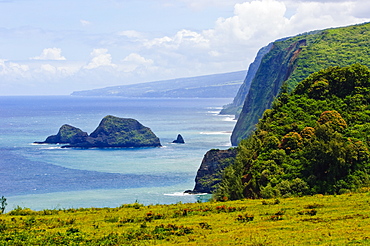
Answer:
[{"left": 1, "top": 191, "right": 370, "bottom": 245}]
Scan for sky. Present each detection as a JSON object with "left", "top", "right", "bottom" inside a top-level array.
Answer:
[{"left": 0, "top": 0, "right": 369, "bottom": 95}]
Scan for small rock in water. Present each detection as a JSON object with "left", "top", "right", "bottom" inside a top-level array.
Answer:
[{"left": 172, "top": 134, "right": 185, "bottom": 144}]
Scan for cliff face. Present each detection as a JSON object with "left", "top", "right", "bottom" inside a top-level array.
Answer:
[
  {"left": 231, "top": 39, "right": 306, "bottom": 145},
  {"left": 231, "top": 22, "right": 370, "bottom": 145},
  {"left": 192, "top": 148, "right": 237, "bottom": 193},
  {"left": 35, "top": 115, "right": 161, "bottom": 148},
  {"left": 220, "top": 43, "right": 273, "bottom": 116}
]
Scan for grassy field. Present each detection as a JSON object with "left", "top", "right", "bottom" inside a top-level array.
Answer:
[{"left": 1, "top": 191, "right": 370, "bottom": 245}]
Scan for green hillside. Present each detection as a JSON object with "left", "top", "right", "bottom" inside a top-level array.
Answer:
[
  {"left": 1, "top": 192, "right": 370, "bottom": 245},
  {"left": 232, "top": 22, "right": 370, "bottom": 145},
  {"left": 215, "top": 64, "right": 370, "bottom": 200}
]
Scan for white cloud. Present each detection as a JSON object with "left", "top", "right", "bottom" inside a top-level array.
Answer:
[
  {"left": 117, "top": 30, "right": 143, "bottom": 39},
  {"left": 39, "top": 64, "right": 57, "bottom": 74},
  {"left": 1, "top": 0, "right": 370, "bottom": 95},
  {"left": 0, "top": 59, "right": 29, "bottom": 77},
  {"left": 286, "top": 1, "right": 366, "bottom": 34},
  {"left": 134, "top": 0, "right": 370, "bottom": 81},
  {"left": 120, "top": 53, "right": 154, "bottom": 73},
  {"left": 80, "top": 19, "right": 91, "bottom": 26},
  {"left": 208, "top": 0, "right": 288, "bottom": 44},
  {"left": 31, "top": 48, "right": 66, "bottom": 60},
  {"left": 142, "top": 0, "right": 292, "bottom": 67},
  {"left": 351, "top": 1, "right": 370, "bottom": 18},
  {"left": 160, "top": 0, "right": 368, "bottom": 62},
  {"left": 84, "top": 48, "right": 117, "bottom": 69},
  {"left": 145, "top": 29, "right": 209, "bottom": 50},
  {"left": 122, "top": 53, "right": 153, "bottom": 65},
  {"left": 179, "top": 0, "right": 244, "bottom": 10}
]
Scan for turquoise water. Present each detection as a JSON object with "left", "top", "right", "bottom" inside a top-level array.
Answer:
[{"left": 0, "top": 96, "right": 235, "bottom": 211}]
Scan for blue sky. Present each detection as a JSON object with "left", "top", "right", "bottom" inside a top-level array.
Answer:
[{"left": 0, "top": 0, "right": 369, "bottom": 95}]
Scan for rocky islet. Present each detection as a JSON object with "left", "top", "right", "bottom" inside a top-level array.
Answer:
[{"left": 35, "top": 115, "right": 161, "bottom": 148}]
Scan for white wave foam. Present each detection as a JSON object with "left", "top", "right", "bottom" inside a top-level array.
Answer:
[
  {"left": 221, "top": 117, "right": 236, "bottom": 121},
  {"left": 200, "top": 131, "right": 231, "bottom": 135},
  {"left": 219, "top": 142, "right": 233, "bottom": 147},
  {"left": 164, "top": 192, "right": 192, "bottom": 196},
  {"left": 164, "top": 192, "right": 208, "bottom": 196},
  {"left": 207, "top": 111, "right": 220, "bottom": 114},
  {"left": 206, "top": 107, "right": 222, "bottom": 110},
  {"left": 40, "top": 146, "right": 63, "bottom": 150}
]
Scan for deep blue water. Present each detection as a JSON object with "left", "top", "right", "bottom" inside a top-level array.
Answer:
[{"left": 0, "top": 96, "right": 235, "bottom": 211}]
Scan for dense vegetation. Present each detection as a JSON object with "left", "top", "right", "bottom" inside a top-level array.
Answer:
[
  {"left": 87, "top": 115, "right": 161, "bottom": 148},
  {"left": 232, "top": 22, "right": 370, "bottom": 145},
  {"left": 216, "top": 64, "right": 370, "bottom": 200},
  {"left": 1, "top": 191, "right": 370, "bottom": 245},
  {"left": 35, "top": 124, "right": 88, "bottom": 144}
]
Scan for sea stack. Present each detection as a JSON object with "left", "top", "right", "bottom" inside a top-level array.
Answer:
[{"left": 172, "top": 134, "right": 185, "bottom": 144}]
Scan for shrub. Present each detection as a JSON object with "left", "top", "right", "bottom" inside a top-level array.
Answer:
[
  {"left": 236, "top": 214, "right": 254, "bottom": 222},
  {"left": 0, "top": 196, "right": 7, "bottom": 214},
  {"left": 0, "top": 220, "right": 7, "bottom": 232},
  {"left": 304, "top": 203, "right": 324, "bottom": 209},
  {"left": 298, "top": 209, "right": 317, "bottom": 216},
  {"left": 268, "top": 211, "right": 285, "bottom": 221},
  {"left": 199, "top": 222, "right": 212, "bottom": 229},
  {"left": 145, "top": 211, "right": 164, "bottom": 221},
  {"left": 261, "top": 184, "right": 281, "bottom": 199},
  {"left": 8, "top": 206, "right": 37, "bottom": 216}
]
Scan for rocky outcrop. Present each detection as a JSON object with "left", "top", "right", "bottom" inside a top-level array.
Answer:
[
  {"left": 35, "top": 115, "right": 161, "bottom": 148},
  {"left": 172, "top": 134, "right": 185, "bottom": 144},
  {"left": 34, "top": 124, "right": 88, "bottom": 144},
  {"left": 190, "top": 148, "right": 237, "bottom": 194}
]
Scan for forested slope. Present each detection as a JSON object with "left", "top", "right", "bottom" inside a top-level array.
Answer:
[{"left": 216, "top": 64, "right": 370, "bottom": 200}]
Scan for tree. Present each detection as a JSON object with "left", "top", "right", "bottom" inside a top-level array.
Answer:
[
  {"left": 279, "top": 132, "right": 303, "bottom": 153},
  {"left": 0, "top": 196, "right": 7, "bottom": 214},
  {"left": 317, "top": 110, "right": 347, "bottom": 132}
]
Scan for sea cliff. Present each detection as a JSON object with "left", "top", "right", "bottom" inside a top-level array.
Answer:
[
  {"left": 190, "top": 148, "right": 237, "bottom": 194},
  {"left": 220, "top": 42, "right": 273, "bottom": 117}
]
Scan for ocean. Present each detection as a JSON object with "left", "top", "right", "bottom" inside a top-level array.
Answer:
[{"left": 0, "top": 96, "right": 236, "bottom": 211}]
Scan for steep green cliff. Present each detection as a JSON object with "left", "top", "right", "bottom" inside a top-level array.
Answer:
[
  {"left": 232, "top": 22, "right": 370, "bottom": 145},
  {"left": 189, "top": 148, "right": 237, "bottom": 194},
  {"left": 216, "top": 64, "right": 370, "bottom": 200},
  {"left": 220, "top": 43, "right": 273, "bottom": 116}
]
